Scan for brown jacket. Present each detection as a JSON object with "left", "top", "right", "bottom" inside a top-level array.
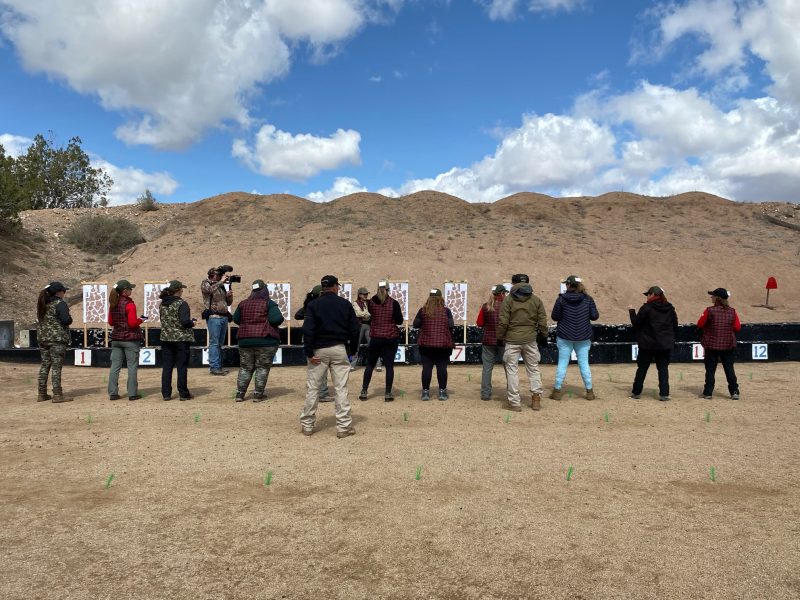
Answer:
[{"left": 201, "top": 279, "right": 232, "bottom": 315}]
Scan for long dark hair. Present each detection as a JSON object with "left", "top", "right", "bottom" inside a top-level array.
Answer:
[
  {"left": 37, "top": 288, "right": 57, "bottom": 320},
  {"left": 109, "top": 287, "right": 121, "bottom": 309},
  {"left": 159, "top": 288, "right": 175, "bottom": 300}
]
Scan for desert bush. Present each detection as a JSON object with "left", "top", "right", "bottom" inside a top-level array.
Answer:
[
  {"left": 65, "top": 215, "right": 144, "bottom": 254},
  {"left": 136, "top": 189, "right": 159, "bottom": 211}
]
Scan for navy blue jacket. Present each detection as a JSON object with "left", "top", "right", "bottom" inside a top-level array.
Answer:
[
  {"left": 302, "top": 291, "right": 360, "bottom": 357},
  {"left": 551, "top": 292, "right": 599, "bottom": 341}
]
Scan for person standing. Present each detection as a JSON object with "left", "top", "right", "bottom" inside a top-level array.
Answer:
[
  {"left": 352, "top": 286, "right": 371, "bottom": 369},
  {"left": 697, "top": 288, "right": 741, "bottom": 400},
  {"left": 413, "top": 289, "right": 455, "bottom": 401},
  {"left": 549, "top": 275, "right": 600, "bottom": 401},
  {"left": 201, "top": 267, "right": 233, "bottom": 376},
  {"left": 108, "top": 279, "right": 144, "bottom": 401},
  {"left": 497, "top": 281, "right": 548, "bottom": 412},
  {"left": 232, "top": 279, "right": 284, "bottom": 402},
  {"left": 295, "top": 284, "right": 331, "bottom": 401},
  {"left": 476, "top": 284, "right": 507, "bottom": 400},
  {"left": 158, "top": 280, "right": 196, "bottom": 401},
  {"left": 300, "top": 275, "right": 360, "bottom": 438},
  {"left": 359, "top": 281, "right": 404, "bottom": 401},
  {"left": 36, "top": 281, "right": 73, "bottom": 403},
  {"left": 629, "top": 286, "right": 679, "bottom": 401}
]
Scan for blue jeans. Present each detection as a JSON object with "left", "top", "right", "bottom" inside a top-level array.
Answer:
[
  {"left": 207, "top": 317, "right": 228, "bottom": 370},
  {"left": 555, "top": 337, "right": 592, "bottom": 390}
]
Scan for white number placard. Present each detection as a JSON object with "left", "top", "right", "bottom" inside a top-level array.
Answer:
[
  {"left": 450, "top": 345, "right": 466, "bottom": 362},
  {"left": 202, "top": 348, "right": 209, "bottom": 365},
  {"left": 631, "top": 344, "right": 639, "bottom": 360},
  {"left": 560, "top": 283, "right": 567, "bottom": 294},
  {"left": 74, "top": 349, "right": 92, "bottom": 366},
  {"left": 692, "top": 344, "right": 705, "bottom": 360},
  {"left": 752, "top": 344, "right": 768, "bottom": 360},
  {"left": 273, "top": 348, "right": 283, "bottom": 365},
  {"left": 394, "top": 345, "right": 406, "bottom": 363},
  {"left": 139, "top": 348, "right": 156, "bottom": 366}
]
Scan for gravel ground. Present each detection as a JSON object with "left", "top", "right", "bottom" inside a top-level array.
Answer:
[{"left": 1, "top": 361, "right": 799, "bottom": 600}]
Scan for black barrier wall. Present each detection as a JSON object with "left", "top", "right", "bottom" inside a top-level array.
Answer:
[{"left": 4, "top": 323, "right": 799, "bottom": 367}]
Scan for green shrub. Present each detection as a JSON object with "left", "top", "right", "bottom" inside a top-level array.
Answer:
[
  {"left": 65, "top": 215, "right": 144, "bottom": 254},
  {"left": 136, "top": 188, "right": 159, "bottom": 212}
]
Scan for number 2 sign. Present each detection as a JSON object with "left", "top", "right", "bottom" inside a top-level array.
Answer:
[{"left": 139, "top": 349, "right": 156, "bottom": 366}]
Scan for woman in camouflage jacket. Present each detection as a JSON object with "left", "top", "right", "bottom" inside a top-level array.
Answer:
[{"left": 36, "top": 281, "right": 73, "bottom": 403}]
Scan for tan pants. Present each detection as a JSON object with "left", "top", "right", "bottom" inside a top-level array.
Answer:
[
  {"left": 300, "top": 344, "right": 353, "bottom": 432},
  {"left": 503, "top": 341, "right": 543, "bottom": 406}
]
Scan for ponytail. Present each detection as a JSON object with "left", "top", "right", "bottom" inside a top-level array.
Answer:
[
  {"left": 109, "top": 288, "right": 120, "bottom": 310},
  {"left": 37, "top": 289, "right": 51, "bottom": 321}
]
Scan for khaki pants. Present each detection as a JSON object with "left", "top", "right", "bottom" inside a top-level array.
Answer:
[
  {"left": 503, "top": 341, "right": 543, "bottom": 406},
  {"left": 300, "top": 344, "right": 353, "bottom": 432}
]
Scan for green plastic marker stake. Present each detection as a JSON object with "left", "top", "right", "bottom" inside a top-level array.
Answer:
[
  {"left": 415, "top": 465, "right": 423, "bottom": 481},
  {"left": 749, "top": 372, "right": 753, "bottom": 381},
  {"left": 653, "top": 389, "right": 658, "bottom": 399},
  {"left": 230, "top": 391, "right": 236, "bottom": 399},
  {"left": 194, "top": 412, "right": 201, "bottom": 423},
  {"left": 403, "top": 411, "right": 409, "bottom": 423},
  {"left": 679, "top": 371, "right": 684, "bottom": 381},
  {"left": 105, "top": 473, "right": 115, "bottom": 489},
  {"left": 264, "top": 471, "right": 273, "bottom": 486},
  {"left": 709, "top": 466, "right": 716, "bottom": 482},
  {"left": 400, "top": 390, "right": 406, "bottom": 397},
  {"left": 468, "top": 373, "right": 471, "bottom": 382},
  {"left": 504, "top": 413, "right": 511, "bottom": 423},
  {"left": 603, "top": 411, "right": 609, "bottom": 423},
  {"left": 86, "top": 414, "right": 93, "bottom": 425},
  {"left": 705, "top": 412, "right": 711, "bottom": 423},
  {"left": 607, "top": 373, "right": 613, "bottom": 381},
  {"left": 566, "top": 466, "right": 574, "bottom": 481},
  {"left": 103, "top": 375, "right": 107, "bottom": 383}
]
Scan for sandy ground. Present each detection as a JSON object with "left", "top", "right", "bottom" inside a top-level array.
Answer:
[{"left": 1, "top": 360, "right": 799, "bottom": 599}]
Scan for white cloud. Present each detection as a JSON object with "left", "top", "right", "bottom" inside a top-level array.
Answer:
[
  {"left": 232, "top": 124, "right": 361, "bottom": 180},
  {"left": 482, "top": 0, "right": 586, "bottom": 20},
  {"left": 307, "top": 176, "right": 367, "bottom": 202},
  {"left": 0, "top": 0, "right": 403, "bottom": 149},
  {"left": 0, "top": 133, "right": 32, "bottom": 157},
  {"left": 369, "top": 75, "right": 383, "bottom": 82},
  {"left": 93, "top": 159, "right": 179, "bottom": 206}
]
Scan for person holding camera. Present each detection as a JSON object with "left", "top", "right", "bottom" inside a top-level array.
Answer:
[
  {"left": 232, "top": 279, "right": 284, "bottom": 402},
  {"left": 497, "top": 279, "right": 548, "bottom": 412},
  {"left": 159, "top": 280, "right": 196, "bottom": 401},
  {"left": 201, "top": 266, "right": 234, "bottom": 376},
  {"left": 108, "top": 279, "right": 144, "bottom": 401}
]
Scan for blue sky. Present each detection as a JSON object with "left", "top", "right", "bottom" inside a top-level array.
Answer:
[{"left": 1, "top": 0, "right": 798, "bottom": 204}]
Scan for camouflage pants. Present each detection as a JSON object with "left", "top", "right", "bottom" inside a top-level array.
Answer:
[
  {"left": 39, "top": 343, "right": 67, "bottom": 393},
  {"left": 237, "top": 346, "right": 278, "bottom": 394}
]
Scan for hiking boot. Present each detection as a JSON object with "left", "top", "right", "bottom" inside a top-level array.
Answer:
[
  {"left": 318, "top": 394, "right": 334, "bottom": 402},
  {"left": 179, "top": 393, "right": 193, "bottom": 401},
  {"left": 235, "top": 391, "right": 246, "bottom": 402},
  {"left": 480, "top": 394, "right": 491, "bottom": 401},
  {"left": 301, "top": 427, "right": 314, "bottom": 437},
  {"left": 731, "top": 392, "right": 740, "bottom": 400},
  {"left": 37, "top": 393, "right": 51, "bottom": 402},
  {"left": 376, "top": 365, "right": 383, "bottom": 372},
  {"left": 358, "top": 389, "right": 368, "bottom": 401},
  {"left": 52, "top": 392, "right": 73, "bottom": 403},
  {"left": 438, "top": 388, "right": 449, "bottom": 401},
  {"left": 549, "top": 388, "right": 563, "bottom": 401},
  {"left": 109, "top": 394, "right": 121, "bottom": 401},
  {"left": 384, "top": 390, "right": 394, "bottom": 402},
  {"left": 129, "top": 395, "right": 143, "bottom": 401},
  {"left": 163, "top": 396, "right": 172, "bottom": 401},
  {"left": 701, "top": 393, "right": 713, "bottom": 399},
  {"left": 421, "top": 389, "right": 431, "bottom": 401},
  {"left": 336, "top": 427, "right": 356, "bottom": 439},
  {"left": 506, "top": 403, "right": 522, "bottom": 412},
  {"left": 659, "top": 395, "right": 671, "bottom": 401},
  {"left": 630, "top": 393, "right": 641, "bottom": 399},
  {"left": 531, "top": 393, "right": 542, "bottom": 411},
  {"left": 585, "top": 389, "right": 596, "bottom": 401},
  {"left": 210, "top": 369, "right": 227, "bottom": 376},
  {"left": 252, "top": 391, "right": 266, "bottom": 403}
]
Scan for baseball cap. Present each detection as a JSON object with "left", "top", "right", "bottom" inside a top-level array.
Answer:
[
  {"left": 511, "top": 273, "right": 529, "bottom": 284},
  {"left": 114, "top": 279, "right": 135, "bottom": 291},
  {"left": 492, "top": 284, "right": 507, "bottom": 295},
  {"left": 562, "top": 275, "right": 583, "bottom": 286},
  {"left": 311, "top": 285, "right": 323, "bottom": 296},
  {"left": 167, "top": 280, "right": 187, "bottom": 292},
  {"left": 357, "top": 287, "right": 369, "bottom": 295},
  {"left": 46, "top": 281, "right": 69, "bottom": 293},
  {"left": 321, "top": 275, "right": 339, "bottom": 287},
  {"left": 251, "top": 279, "right": 267, "bottom": 291},
  {"left": 643, "top": 286, "right": 664, "bottom": 296},
  {"left": 708, "top": 287, "right": 730, "bottom": 300},
  {"left": 429, "top": 288, "right": 442, "bottom": 297}
]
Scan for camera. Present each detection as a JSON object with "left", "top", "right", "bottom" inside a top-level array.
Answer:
[{"left": 216, "top": 265, "right": 241, "bottom": 284}]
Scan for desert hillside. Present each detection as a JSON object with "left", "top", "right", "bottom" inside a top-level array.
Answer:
[{"left": 2, "top": 191, "right": 799, "bottom": 331}]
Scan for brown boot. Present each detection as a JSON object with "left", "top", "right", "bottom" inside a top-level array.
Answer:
[
  {"left": 549, "top": 388, "right": 563, "bottom": 401},
  {"left": 37, "top": 391, "right": 51, "bottom": 402},
  {"left": 586, "top": 389, "right": 596, "bottom": 401},
  {"left": 531, "top": 393, "right": 542, "bottom": 411},
  {"left": 52, "top": 391, "right": 73, "bottom": 403}
]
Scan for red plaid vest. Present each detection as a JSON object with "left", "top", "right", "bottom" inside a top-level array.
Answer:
[
  {"left": 701, "top": 305, "right": 737, "bottom": 351},
  {"left": 368, "top": 298, "right": 400, "bottom": 339},
  {"left": 236, "top": 296, "right": 280, "bottom": 341},
  {"left": 109, "top": 297, "right": 142, "bottom": 341},
  {"left": 481, "top": 301, "right": 502, "bottom": 346},
  {"left": 417, "top": 306, "right": 454, "bottom": 349}
]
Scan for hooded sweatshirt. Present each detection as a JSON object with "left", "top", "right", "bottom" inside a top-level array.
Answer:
[
  {"left": 629, "top": 299, "right": 679, "bottom": 351},
  {"left": 497, "top": 283, "right": 548, "bottom": 344},
  {"left": 551, "top": 292, "right": 599, "bottom": 341}
]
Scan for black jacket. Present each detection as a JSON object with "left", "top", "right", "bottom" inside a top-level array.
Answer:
[
  {"left": 629, "top": 300, "right": 678, "bottom": 351},
  {"left": 302, "top": 291, "right": 360, "bottom": 357}
]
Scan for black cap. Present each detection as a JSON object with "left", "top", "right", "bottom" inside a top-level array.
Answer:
[
  {"left": 708, "top": 287, "right": 730, "bottom": 300},
  {"left": 511, "top": 273, "right": 529, "bottom": 284},
  {"left": 46, "top": 281, "right": 69, "bottom": 293},
  {"left": 644, "top": 286, "right": 664, "bottom": 296},
  {"left": 321, "top": 275, "right": 339, "bottom": 287}
]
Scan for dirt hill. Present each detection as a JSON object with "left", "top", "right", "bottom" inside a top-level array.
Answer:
[{"left": 2, "top": 191, "right": 799, "bottom": 333}]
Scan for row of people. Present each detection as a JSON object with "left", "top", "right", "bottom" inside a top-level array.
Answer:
[{"left": 34, "top": 275, "right": 743, "bottom": 422}]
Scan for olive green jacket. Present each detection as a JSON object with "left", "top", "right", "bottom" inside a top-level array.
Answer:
[{"left": 497, "top": 284, "right": 548, "bottom": 344}]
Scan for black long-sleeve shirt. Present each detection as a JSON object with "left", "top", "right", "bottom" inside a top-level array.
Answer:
[{"left": 302, "top": 291, "right": 360, "bottom": 357}]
